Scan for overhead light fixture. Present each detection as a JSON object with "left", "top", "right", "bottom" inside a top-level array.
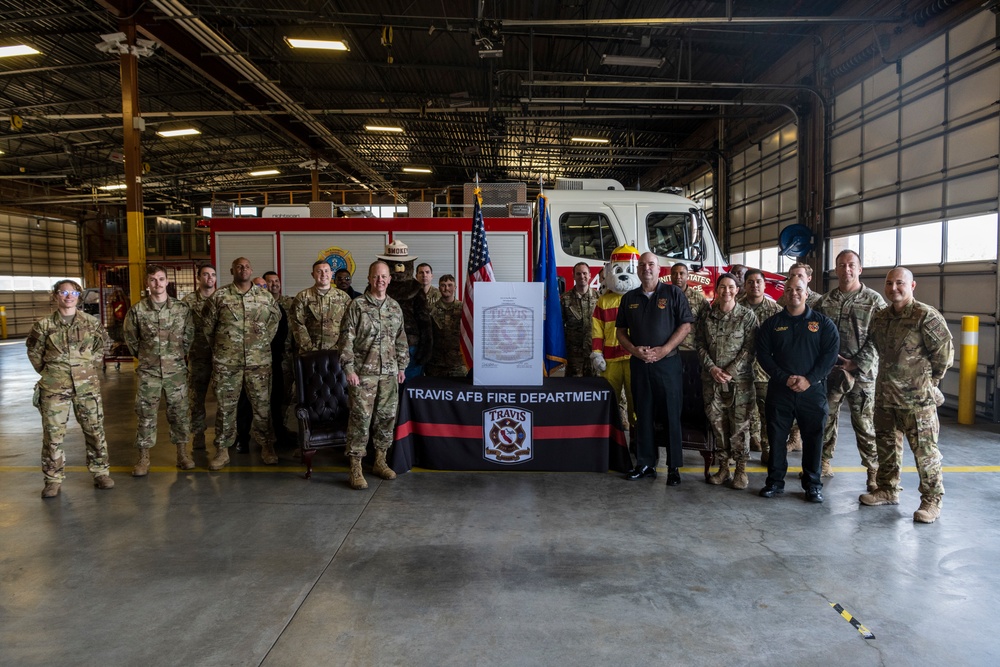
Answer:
[
  {"left": 571, "top": 137, "right": 610, "bottom": 144},
  {"left": 600, "top": 54, "right": 665, "bottom": 68},
  {"left": 156, "top": 128, "right": 201, "bottom": 138},
  {"left": 285, "top": 37, "right": 349, "bottom": 51},
  {"left": 99, "top": 183, "right": 127, "bottom": 191},
  {"left": 402, "top": 167, "right": 432, "bottom": 174},
  {"left": 249, "top": 169, "right": 280, "bottom": 176},
  {"left": 478, "top": 49, "right": 504, "bottom": 59},
  {"left": 364, "top": 124, "right": 404, "bottom": 133},
  {"left": 0, "top": 44, "right": 40, "bottom": 58}
]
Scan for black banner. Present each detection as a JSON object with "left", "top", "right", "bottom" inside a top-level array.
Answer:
[{"left": 391, "top": 376, "right": 630, "bottom": 473}]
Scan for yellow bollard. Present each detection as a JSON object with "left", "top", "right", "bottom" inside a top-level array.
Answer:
[
  {"left": 0, "top": 305, "right": 7, "bottom": 339},
  {"left": 958, "top": 315, "right": 979, "bottom": 424}
]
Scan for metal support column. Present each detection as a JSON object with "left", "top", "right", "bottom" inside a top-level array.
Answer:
[{"left": 119, "top": 16, "right": 146, "bottom": 306}]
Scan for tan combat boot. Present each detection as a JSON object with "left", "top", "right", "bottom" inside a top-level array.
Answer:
[
  {"left": 349, "top": 456, "right": 368, "bottom": 490},
  {"left": 708, "top": 460, "right": 731, "bottom": 485},
  {"left": 731, "top": 459, "right": 748, "bottom": 490},
  {"left": 749, "top": 438, "right": 762, "bottom": 452},
  {"left": 41, "top": 482, "right": 61, "bottom": 498},
  {"left": 913, "top": 500, "right": 941, "bottom": 524},
  {"left": 176, "top": 444, "right": 195, "bottom": 470},
  {"left": 373, "top": 450, "right": 397, "bottom": 480},
  {"left": 859, "top": 488, "right": 899, "bottom": 506},
  {"left": 93, "top": 475, "right": 115, "bottom": 489},
  {"left": 787, "top": 425, "right": 802, "bottom": 451},
  {"left": 760, "top": 443, "right": 770, "bottom": 466},
  {"left": 821, "top": 460, "right": 834, "bottom": 478},
  {"left": 192, "top": 432, "right": 206, "bottom": 450},
  {"left": 866, "top": 469, "right": 878, "bottom": 493},
  {"left": 261, "top": 442, "right": 279, "bottom": 465},
  {"left": 132, "top": 448, "right": 151, "bottom": 477},
  {"left": 208, "top": 445, "right": 230, "bottom": 471}
]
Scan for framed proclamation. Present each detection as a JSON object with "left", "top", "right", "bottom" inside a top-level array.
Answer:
[{"left": 473, "top": 282, "right": 544, "bottom": 386}]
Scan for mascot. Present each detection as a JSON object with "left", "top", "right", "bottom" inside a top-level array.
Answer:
[
  {"left": 378, "top": 240, "right": 432, "bottom": 379},
  {"left": 591, "top": 244, "right": 641, "bottom": 446}
]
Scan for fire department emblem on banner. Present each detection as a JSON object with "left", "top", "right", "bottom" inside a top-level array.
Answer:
[{"left": 484, "top": 407, "right": 533, "bottom": 464}]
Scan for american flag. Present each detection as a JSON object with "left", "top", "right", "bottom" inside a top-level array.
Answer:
[{"left": 460, "top": 188, "right": 495, "bottom": 369}]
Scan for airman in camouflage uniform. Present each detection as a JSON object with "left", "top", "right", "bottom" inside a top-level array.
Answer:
[
  {"left": 561, "top": 262, "right": 599, "bottom": 377},
  {"left": 738, "top": 269, "right": 782, "bottom": 463},
  {"left": 26, "top": 280, "right": 113, "bottom": 498},
  {"left": 340, "top": 260, "right": 409, "bottom": 490},
  {"left": 696, "top": 273, "right": 759, "bottom": 489},
  {"left": 183, "top": 263, "right": 217, "bottom": 450},
  {"left": 671, "top": 263, "right": 709, "bottom": 352},
  {"left": 426, "top": 274, "right": 466, "bottom": 377},
  {"left": 290, "top": 260, "right": 351, "bottom": 352},
  {"left": 815, "top": 250, "right": 886, "bottom": 489},
  {"left": 123, "top": 265, "right": 195, "bottom": 475},
  {"left": 203, "top": 257, "right": 281, "bottom": 469},
  {"left": 861, "top": 267, "right": 954, "bottom": 524},
  {"left": 417, "top": 263, "right": 441, "bottom": 309}
]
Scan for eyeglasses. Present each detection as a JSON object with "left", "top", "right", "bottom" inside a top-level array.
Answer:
[{"left": 58, "top": 290, "right": 81, "bottom": 297}]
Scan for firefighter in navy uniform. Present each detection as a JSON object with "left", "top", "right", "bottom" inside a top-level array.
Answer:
[{"left": 756, "top": 276, "right": 840, "bottom": 503}]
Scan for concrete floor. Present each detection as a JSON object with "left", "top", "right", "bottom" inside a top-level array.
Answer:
[{"left": 1, "top": 338, "right": 999, "bottom": 666}]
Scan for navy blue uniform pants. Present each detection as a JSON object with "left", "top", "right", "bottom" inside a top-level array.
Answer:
[
  {"left": 631, "top": 354, "right": 683, "bottom": 469},
  {"left": 764, "top": 382, "right": 827, "bottom": 490}
]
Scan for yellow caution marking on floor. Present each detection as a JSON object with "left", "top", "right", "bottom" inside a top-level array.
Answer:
[{"left": 830, "top": 602, "right": 875, "bottom": 639}]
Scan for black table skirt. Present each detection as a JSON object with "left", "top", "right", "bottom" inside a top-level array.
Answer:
[{"left": 390, "top": 376, "right": 631, "bottom": 473}]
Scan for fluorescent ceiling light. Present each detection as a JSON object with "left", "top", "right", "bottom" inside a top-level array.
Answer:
[
  {"left": 571, "top": 137, "right": 610, "bottom": 144},
  {"left": 285, "top": 37, "right": 349, "bottom": 51},
  {"left": 402, "top": 167, "right": 432, "bottom": 174},
  {"left": 365, "top": 124, "right": 404, "bottom": 133},
  {"left": 0, "top": 45, "right": 41, "bottom": 58},
  {"left": 99, "top": 183, "right": 127, "bottom": 191},
  {"left": 156, "top": 128, "right": 201, "bottom": 138},
  {"left": 600, "top": 54, "right": 665, "bottom": 68},
  {"left": 249, "top": 169, "right": 280, "bottom": 176}
]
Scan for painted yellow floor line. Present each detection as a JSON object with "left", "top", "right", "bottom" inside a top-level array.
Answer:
[{"left": 2, "top": 465, "right": 1000, "bottom": 474}]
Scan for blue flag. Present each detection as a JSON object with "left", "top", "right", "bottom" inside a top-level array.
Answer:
[{"left": 536, "top": 194, "right": 566, "bottom": 376}]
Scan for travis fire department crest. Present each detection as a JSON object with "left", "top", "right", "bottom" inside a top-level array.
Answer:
[
  {"left": 484, "top": 406, "right": 533, "bottom": 464},
  {"left": 482, "top": 304, "right": 533, "bottom": 363}
]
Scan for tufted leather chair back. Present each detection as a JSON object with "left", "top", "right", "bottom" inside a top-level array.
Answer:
[{"left": 294, "top": 349, "right": 350, "bottom": 477}]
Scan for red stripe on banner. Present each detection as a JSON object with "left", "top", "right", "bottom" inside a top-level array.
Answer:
[
  {"left": 535, "top": 424, "right": 610, "bottom": 440},
  {"left": 402, "top": 421, "right": 482, "bottom": 439}
]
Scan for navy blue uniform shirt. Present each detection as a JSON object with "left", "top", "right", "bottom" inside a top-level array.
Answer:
[
  {"left": 756, "top": 305, "right": 840, "bottom": 387},
  {"left": 615, "top": 282, "right": 695, "bottom": 351}
]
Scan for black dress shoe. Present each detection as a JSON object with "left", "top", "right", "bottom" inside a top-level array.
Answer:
[
  {"left": 805, "top": 487, "right": 824, "bottom": 503},
  {"left": 666, "top": 468, "right": 681, "bottom": 486},
  {"left": 626, "top": 465, "right": 657, "bottom": 480},
  {"left": 759, "top": 484, "right": 784, "bottom": 498}
]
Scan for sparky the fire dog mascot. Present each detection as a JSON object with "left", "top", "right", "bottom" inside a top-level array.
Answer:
[{"left": 591, "top": 244, "right": 641, "bottom": 434}]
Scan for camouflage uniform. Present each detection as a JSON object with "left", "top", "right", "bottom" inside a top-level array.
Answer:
[
  {"left": 182, "top": 290, "right": 214, "bottom": 443},
  {"left": 289, "top": 286, "right": 351, "bottom": 352},
  {"left": 561, "top": 287, "right": 598, "bottom": 377},
  {"left": 123, "top": 296, "right": 194, "bottom": 449},
  {"left": 739, "top": 294, "right": 782, "bottom": 455},
  {"left": 203, "top": 282, "right": 281, "bottom": 449},
  {"left": 26, "top": 311, "right": 111, "bottom": 483},
  {"left": 425, "top": 286, "right": 442, "bottom": 309},
  {"left": 696, "top": 302, "right": 759, "bottom": 464},
  {"left": 679, "top": 285, "right": 709, "bottom": 352},
  {"left": 426, "top": 299, "right": 467, "bottom": 377},
  {"left": 869, "top": 300, "right": 954, "bottom": 506},
  {"left": 339, "top": 292, "right": 409, "bottom": 456},
  {"left": 816, "top": 286, "right": 886, "bottom": 470}
]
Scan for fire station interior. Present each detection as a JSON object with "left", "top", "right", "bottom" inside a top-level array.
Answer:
[{"left": 1, "top": 2, "right": 999, "bottom": 664}]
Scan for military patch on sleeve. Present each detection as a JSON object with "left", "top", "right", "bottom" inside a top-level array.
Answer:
[{"left": 808, "top": 321, "right": 819, "bottom": 332}]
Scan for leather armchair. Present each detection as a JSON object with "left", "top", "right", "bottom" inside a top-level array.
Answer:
[
  {"left": 679, "top": 350, "right": 717, "bottom": 480},
  {"left": 294, "top": 349, "right": 350, "bottom": 478}
]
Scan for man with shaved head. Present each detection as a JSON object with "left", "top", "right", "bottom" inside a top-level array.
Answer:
[
  {"left": 756, "top": 275, "right": 839, "bottom": 503},
  {"left": 203, "top": 257, "right": 281, "bottom": 470},
  {"left": 862, "top": 267, "right": 954, "bottom": 524}
]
